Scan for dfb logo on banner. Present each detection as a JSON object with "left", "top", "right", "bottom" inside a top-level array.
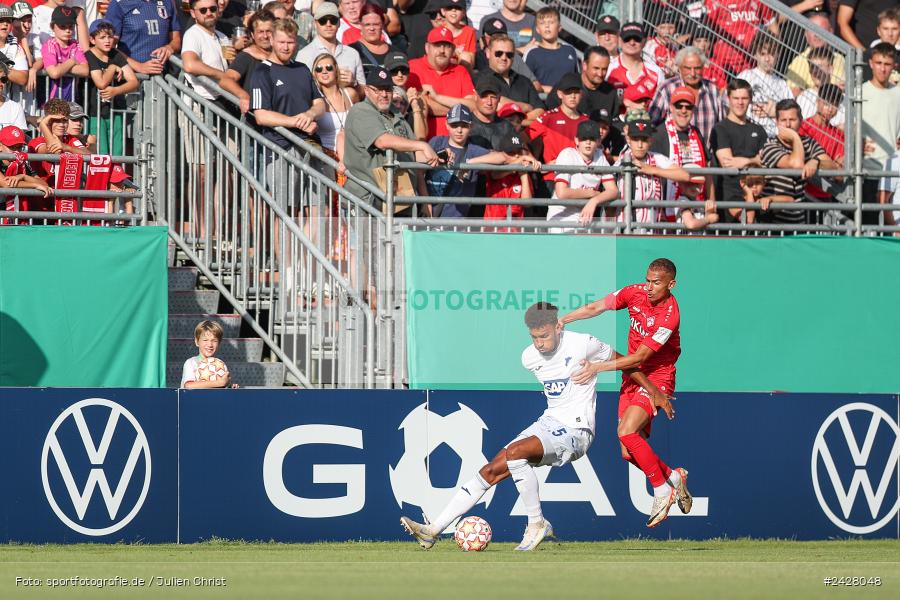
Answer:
[
  {"left": 41, "top": 398, "right": 152, "bottom": 536},
  {"left": 812, "top": 402, "right": 900, "bottom": 534},
  {"left": 389, "top": 403, "right": 495, "bottom": 531}
]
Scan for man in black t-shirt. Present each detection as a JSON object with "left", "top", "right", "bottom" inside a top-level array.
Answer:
[
  {"left": 468, "top": 78, "right": 517, "bottom": 151},
  {"left": 476, "top": 34, "right": 544, "bottom": 125},
  {"left": 544, "top": 46, "right": 620, "bottom": 124},
  {"left": 220, "top": 9, "right": 276, "bottom": 113},
  {"left": 709, "top": 78, "right": 767, "bottom": 222}
]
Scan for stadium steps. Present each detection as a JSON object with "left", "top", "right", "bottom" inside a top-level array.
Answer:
[{"left": 166, "top": 263, "right": 288, "bottom": 388}]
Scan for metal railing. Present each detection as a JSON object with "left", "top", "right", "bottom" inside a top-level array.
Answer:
[{"left": 146, "top": 57, "right": 389, "bottom": 388}]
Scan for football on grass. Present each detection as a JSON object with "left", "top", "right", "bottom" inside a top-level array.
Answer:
[{"left": 454, "top": 516, "right": 492, "bottom": 552}]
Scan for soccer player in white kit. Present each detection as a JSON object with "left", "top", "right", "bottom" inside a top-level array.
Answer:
[{"left": 401, "top": 302, "right": 672, "bottom": 551}]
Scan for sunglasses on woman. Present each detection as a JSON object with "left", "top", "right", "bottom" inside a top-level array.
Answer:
[{"left": 315, "top": 64, "right": 336, "bottom": 73}]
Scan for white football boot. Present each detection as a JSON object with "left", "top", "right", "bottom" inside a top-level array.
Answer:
[
  {"left": 514, "top": 519, "right": 554, "bottom": 551},
  {"left": 646, "top": 487, "right": 677, "bottom": 528},
  {"left": 400, "top": 517, "right": 439, "bottom": 550}
]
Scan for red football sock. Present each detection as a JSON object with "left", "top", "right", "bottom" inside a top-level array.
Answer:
[
  {"left": 658, "top": 460, "right": 672, "bottom": 481},
  {"left": 619, "top": 432, "right": 667, "bottom": 487}
]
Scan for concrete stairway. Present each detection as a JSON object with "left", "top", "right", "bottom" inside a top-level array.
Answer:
[{"left": 166, "top": 265, "right": 285, "bottom": 387}]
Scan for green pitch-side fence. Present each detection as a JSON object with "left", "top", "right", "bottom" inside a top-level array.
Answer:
[
  {"left": 404, "top": 232, "right": 900, "bottom": 393},
  {"left": 0, "top": 227, "right": 168, "bottom": 387}
]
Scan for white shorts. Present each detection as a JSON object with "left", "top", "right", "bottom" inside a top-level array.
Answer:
[{"left": 510, "top": 415, "right": 594, "bottom": 468}]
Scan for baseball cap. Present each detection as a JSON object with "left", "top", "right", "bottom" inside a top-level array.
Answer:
[
  {"left": 0, "top": 125, "right": 25, "bottom": 147},
  {"left": 475, "top": 77, "right": 500, "bottom": 96},
  {"left": 818, "top": 83, "right": 844, "bottom": 107},
  {"left": 68, "top": 102, "right": 87, "bottom": 119},
  {"left": 624, "top": 82, "right": 653, "bottom": 102},
  {"left": 576, "top": 120, "right": 601, "bottom": 140},
  {"left": 625, "top": 109, "right": 655, "bottom": 138},
  {"left": 497, "top": 102, "right": 526, "bottom": 118},
  {"left": 427, "top": 26, "right": 454, "bottom": 45},
  {"left": 596, "top": 14, "right": 620, "bottom": 34},
  {"left": 447, "top": 103, "right": 472, "bottom": 125},
  {"left": 365, "top": 66, "right": 393, "bottom": 87},
  {"left": 620, "top": 22, "right": 644, "bottom": 42},
  {"left": 483, "top": 17, "right": 507, "bottom": 36},
  {"left": 499, "top": 134, "right": 526, "bottom": 154},
  {"left": 313, "top": 2, "right": 339, "bottom": 20},
  {"left": 110, "top": 164, "right": 138, "bottom": 188},
  {"left": 443, "top": 0, "right": 465, "bottom": 9},
  {"left": 0, "top": 6, "right": 13, "bottom": 19},
  {"left": 10, "top": 2, "right": 33, "bottom": 19},
  {"left": 51, "top": 6, "right": 77, "bottom": 26},
  {"left": 557, "top": 72, "right": 582, "bottom": 92},
  {"left": 89, "top": 18, "right": 113, "bottom": 36},
  {"left": 670, "top": 86, "right": 696, "bottom": 106},
  {"left": 591, "top": 107, "right": 612, "bottom": 124},
  {"left": 384, "top": 51, "right": 409, "bottom": 72}
]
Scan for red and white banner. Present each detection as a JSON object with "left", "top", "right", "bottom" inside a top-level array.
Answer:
[
  {"left": 54, "top": 153, "right": 84, "bottom": 225},
  {"left": 83, "top": 155, "right": 113, "bottom": 226}
]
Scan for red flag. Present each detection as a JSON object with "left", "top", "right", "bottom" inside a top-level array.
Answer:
[
  {"left": 83, "top": 155, "right": 113, "bottom": 226},
  {"left": 54, "top": 152, "right": 84, "bottom": 225}
]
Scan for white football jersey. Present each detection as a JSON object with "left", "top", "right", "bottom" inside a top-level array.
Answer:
[{"left": 521, "top": 330, "right": 613, "bottom": 434}]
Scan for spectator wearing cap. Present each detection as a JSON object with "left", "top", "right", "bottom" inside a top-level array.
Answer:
[
  {"left": 606, "top": 22, "right": 663, "bottom": 105},
  {"left": 759, "top": 98, "right": 840, "bottom": 226},
  {"left": 438, "top": 0, "right": 475, "bottom": 68},
  {"left": 343, "top": 65, "right": 440, "bottom": 208},
  {"left": 0, "top": 7, "right": 28, "bottom": 98},
  {"left": 42, "top": 6, "right": 88, "bottom": 102},
  {"left": 426, "top": 102, "right": 536, "bottom": 218},
  {"left": 0, "top": 123, "right": 52, "bottom": 216},
  {"left": 614, "top": 110, "right": 693, "bottom": 227},
  {"left": 32, "top": 1, "right": 89, "bottom": 59},
  {"left": 385, "top": 50, "right": 409, "bottom": 86},
  {"left": 523, "top": 7, "right": 578, "bottom": 93},
  {"left": 595, "top": 14, "right": 619, "bottom": 60},
  {"left": 106, "top": 0, "right": 181, "bottom": 75},
  {"left": 219, "top": 8, "right": 276, "bottom": 114},
  {"left": 549, "top": 119, "right": 617, "bottom": 227},
  {"left": 85, "top": 19, "right": 137, "bottom": 154},
  {"left": 484, "top": 133, "right": 539, "bottom": 230},
  {"left": 476, "top": 34, "right": 543, "bottom": 125},
  {"left": 11, "top": 2, "right": 35, "bottom": 72},
  {"left": 622, "top": 82, "right": 652, "bottom": 114},
  {"left": 473, "top": 18, "right": 537, "bottom": 82},
  {"left": 592, "top": 106, "right": 624, "bottom": 162},
  {"left": 545, "top": 46, "right": 620, "bottom": 128},
  {"left": 0, "top": 64, "right": 26, "bottom": 129},
  {"left": 643, "top": 8, "right": 679, "bottom": 77},
  {"left": 297, "top": 2, "right": 365, "bottom": 89},
  {"left": 649, "top": 46, "right": 727, "bottom": 142},
  {"left": 408, "top": 26, "right": 475, "bottom": 137},
  {"left": 497, "top": 101, "right": 526, "bottom": 133},
  {"left": 526, "top": 72, "right": 587, "bottom": 190},
  {"left": 349, "top": 3, "right": 392, "bottom": 71},
  {"left": 65, "top": 101, "right": 94, "bottom": 151},
  {"left": 648, "top": 85, "right": 719, "bottom": 230},
  {"left": 109, "top": 163, "right": 138, "bottom": 215},
  {"left": 479, "top": 0, "right": 535, "bottom": 51},
  {"left": 468, "top": 77, "right": 518, "bottom": 150}
]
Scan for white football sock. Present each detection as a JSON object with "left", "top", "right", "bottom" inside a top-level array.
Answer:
[
  {"left": 667, "top": 469, "right": 682, "bottom": 489},
  {"left": 430, "top": 473, "right": 491, "bottom": 533},
  {"left": 507, "top": 458, "right": 543, "bottom": 524},
  {"left": 653, "top": 483, "right": 672, "bottom": 498}
]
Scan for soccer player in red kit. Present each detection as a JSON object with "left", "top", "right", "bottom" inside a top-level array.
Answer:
[{"left": 561, "top": 258, "right": 692, "bottom": 528}]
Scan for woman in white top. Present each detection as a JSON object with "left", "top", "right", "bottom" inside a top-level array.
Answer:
[{"left": 311, "top": 51, "right": 358, "bottom": 288}]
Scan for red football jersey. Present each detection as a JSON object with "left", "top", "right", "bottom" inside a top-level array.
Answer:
[
  {"left": 604, "top": 283, "right": 681, "bottom": 379},
  {"left": 526, "top": 108, "right": 587, "bottom": 181}
]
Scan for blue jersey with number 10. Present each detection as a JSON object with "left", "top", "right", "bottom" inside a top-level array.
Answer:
[{"left": 106, "top": 0, "right": 181, "bottom": 63}]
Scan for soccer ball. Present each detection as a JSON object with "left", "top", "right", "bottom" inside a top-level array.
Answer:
[
  {"left": 454, "top": 516, "right": 492, "bottom": 552},
  {"left": 197, "top": 357, "right": 228, "bottom": 382}
]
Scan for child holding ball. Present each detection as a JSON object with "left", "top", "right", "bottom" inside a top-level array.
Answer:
[{"left": 180, "top": 320, "right": 239, "bottom": 388}]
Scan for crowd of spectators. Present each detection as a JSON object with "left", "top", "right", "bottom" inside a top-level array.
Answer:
[{"left": 0, "top": 0, "right": 899, "bottom": 231}]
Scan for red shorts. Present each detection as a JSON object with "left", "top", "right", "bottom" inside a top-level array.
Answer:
[{"left": 618, "top": 375, "right": 675, "bottom": 436}]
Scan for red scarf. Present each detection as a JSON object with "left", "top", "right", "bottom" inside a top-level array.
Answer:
[
  {"left": 664, "top": 116, "right": 706, "bottom": 201},
  {"left": 618, "top": 149, "right": 662, "bottom": 224}
]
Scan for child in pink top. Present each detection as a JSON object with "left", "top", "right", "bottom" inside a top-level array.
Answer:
[{"left": 41, "top": 6, "right": 87, "bottom": 102}]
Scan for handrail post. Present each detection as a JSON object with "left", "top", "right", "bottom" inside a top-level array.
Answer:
[
  {"left": 623, "top": 161, "right": 634, "bottom": 235},
  {"left": 852, "top": 47, "right": 865, "bottom": 237},
  {"left": 383, "top": 149, "right": 397, "bottom": 388}
]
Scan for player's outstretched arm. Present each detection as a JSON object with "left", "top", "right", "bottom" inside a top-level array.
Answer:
[
  {"left": 571, "top": 344, "right": 656, "bottom": 384},
  {"left": 559, "top": 298, "right": 609, "bottom": 327}
]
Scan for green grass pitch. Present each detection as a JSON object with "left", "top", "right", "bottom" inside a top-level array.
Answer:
[{"left": 2, "top": 539, "right": 899, "bottom": 599}]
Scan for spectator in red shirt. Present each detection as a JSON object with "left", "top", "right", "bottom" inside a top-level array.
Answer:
[
  {"left": 798, "top": 83, "right": 846, "bottom": 165},
  {"left": 526, "top": 72, "right": 587, "bottom": 189},
  {"left": 484, "top": 134, "right": 536, "bottom": 231},
  {"left": 408, "top": 26, "right": 476, "bottom": 137},
  {"left": 28, "top": 98, "right": 88, "bottom": 181}
]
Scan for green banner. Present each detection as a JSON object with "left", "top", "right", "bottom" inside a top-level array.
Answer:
[
  {"left": 404, "top": 231, "right": 900, "bottom": 393},
  {"left": 0, "top": 227, "right": 168, "bottom": 387}
]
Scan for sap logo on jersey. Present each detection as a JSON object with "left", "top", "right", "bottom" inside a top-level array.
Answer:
[
  {"left": 812, "top": 403, "right": 900, "bottom": 534},
  {"left": 41, "top": 399, "right": 152, "bottom": 536},
  {"left": 542, "top": 378, "right": 569, "bottom": 398},
  {"left": 389, "top": 403, "right": 495, "bottom": 531}
]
